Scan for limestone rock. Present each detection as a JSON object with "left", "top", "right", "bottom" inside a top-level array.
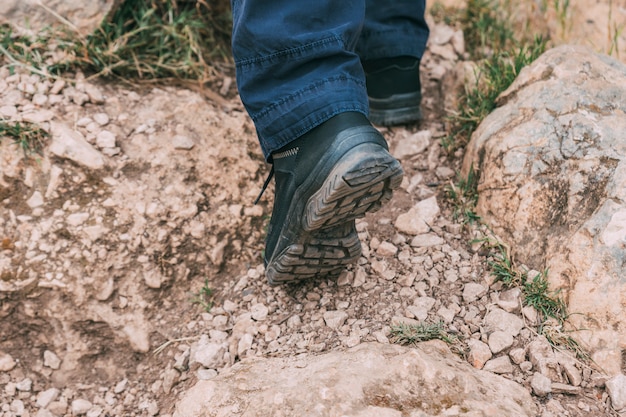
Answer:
[
  {"left": 50, "top": 122, "right": 105, "bottom": 170},
  {"left": 462, "top": 45, "right": 626, "bottom": 366},
  {"left": 173, "top": 342, "right": 537, "bottom": 417}
]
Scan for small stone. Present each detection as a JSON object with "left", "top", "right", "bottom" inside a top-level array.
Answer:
[
  {"left": 352, "top": 266, "right": 366, "bottom": 287},
  {"left": 22, "top": 109, "right": 54, "bottom": 123},
  {"left": 376, "top": 241, "right": 398, "bottom": 257},
  {"left": 50, "top": 122, "right": 105, "bottom": 170},
  {"left": 483, "top": 308, "right": 524, "bottom": 337},
  {"left": 16, "top": 377, "right": 32, "bottom": 391},
  {"left": 43, "top": 350, "right": 61, "bottom": 369},
  {"left": 531, "top": 372, "right": 552, "bottom": 397},
  {"left": 488, "top": 331, "right": 514, "bottom": 354},
  {"left": 50, "top": 79, "right": 66, "bottom": 94},
  {"left": 36, "top": 408, "right": 56, "bottom": 417},
  {"left": 323, "top": 310, "right": 348, "bottom": 329},
  {"left": 27, "top": 191, "right": 44, "bottom": 208},
  {"left": 71, "top": 398, "right": 93, "bottom": 415},
  {"left": 336, "top": 270, "right": 354, "bottom": 286},
  {"left": 173, "top": 135, "right": 195, "bottom": 150},
  {"left": 551, "top": 383, "right": 581, "bottom": 395},
  {"left": 93, "top": 113, "right": 110, "bottom": 126},
  {"left": 37, "top": 388, "right": 60, "bottom": 408},
  {"left": 406, "top": 297, "right": 436, "bottom": 321},
  {"left": 10, "top": 399, "right": 25, "bottom": 415},
  {"left": 462, "top": 283, "right": 487, "bottom": 303},
  {"left": 410, "top": 233, "right": 445, "bottom": 247},
  {"left": 435, "top": 166, "right": 455, "bottom": 180},
  {"left": 0, "top": 351, "right": 16, "bottom": 371},
  {"left": 114, "top": 378, "right": 129, "bottom": 394},
  {"left": 67, "top": 212, "right": 90, "bottom": 226},
  {"left": 467, "top": 339, "right": 492, "bottom": 369},
  {"left": 482, "top": 356, "right": 514, "bottom": 374},
  {"left": 96, "top": 130, "right": 116, "bottom": 148},
  {"left": 193, "top": 339, "right": 226, "bottom": 369},
  {"left": 251, "top": 303, "right": 269, "bottom": 321},
  {"left": 509, "top": 348, "right": 526, "bottom": 364},
  {"left": 197, "top": 368, "right": 218, "bottom": 380},
  {"left": 519, "top": 361, "right": 533, "bottom": 372},
  {"left": 395, "top": 196, "right": 440, "bottom": 235},
  {"left": 497, "top": 288, "right": 522, "bottom": 313},
  {"left": 392, "top": 130, "right": 431, "bottom": 159},
  {"left": 84, "top": 83, "right": 105, "bottom": 103},
  {"left": 606, "top": 374, "right": 626, "bottom": 411}
]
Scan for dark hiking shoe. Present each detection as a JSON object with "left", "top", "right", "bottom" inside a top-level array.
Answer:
[
  {"left": 261, "top": 112, "right": 403, "bottom": 285},
  {"left": 363, "top": 56, "right": 423, "bottom": 126}
]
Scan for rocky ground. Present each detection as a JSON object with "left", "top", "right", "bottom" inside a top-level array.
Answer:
[{"left": 0, "top": 21, "right": 623, "bottom": 417}]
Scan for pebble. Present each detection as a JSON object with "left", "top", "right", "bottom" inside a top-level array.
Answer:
[
  {"left": 16, "top": 377, "right": 32, "bottom": 391},
  {"left": 49, "top": 122, "right": 105, "bottom": 170},
  {"left": 36, "top": 388, "right": 60, "bottom": 408},
  {"left": 467, "top": 339, "right": 492, "bottom": 369},
  {"left": 251, "top": 303, "right": 269, "bottom": 321},
  {"left": 173, "top": 135, "right": 195, "bottom": 150},
  {"left": 376, "top": 241, "right": 398, "bottom": 257},
  {"left": 488, "top": 331, "right": 514, "bottom": 354},
  {"left": 392, "top": 130, "right": 431, "bottom": 159},
  {"left": 462, "top": 283, "right": 487, "bottom": 303},
  {"left": 43, "top": 349, "right": 61, "bottom": 369},
  {"left": 93, "top": 113, "right": 110, "bottom": 126},
  {"left": 323, "top": 310, "right": 348, "bottom": 329},
  {"left": 606, "top": 374, "right": 626, "bottom": 411},
  {"left": 71, "top": 398, "right": 93, "bottom": 415},
  {"left": 96, "top": 130, "right": 117, "bottom": 148},
  {"left": 0, "top": 351, "right": 16, "bottom": 371},
  {"left": 482, "top": 308, "right": 524, "bottom": 337},
  {"left": 482, "top": 356, "right": 514, "bottom": 374},
  {"left": 395, "top": 196, "right": 440, "bottom": 235},
  {"left": 531, "top": 372, "right": 552, "bottom": 396}
]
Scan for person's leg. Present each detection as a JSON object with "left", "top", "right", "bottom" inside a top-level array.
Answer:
[
  {"left": 231, "top": 0, "right": 404, "bottom": 285},
  {"left": 231, "top": 0, "right": 369, "bottom": 159},
  {"left": 358, "top": 0, "right": 430, "bottom": 125}
]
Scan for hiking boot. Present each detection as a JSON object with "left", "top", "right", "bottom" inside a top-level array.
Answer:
[
  {"left": 363, "top": 56, "right": 423, "bottom": 126},
  {"left": 261, "top": 112, "right": 403, "bottom": 285}
]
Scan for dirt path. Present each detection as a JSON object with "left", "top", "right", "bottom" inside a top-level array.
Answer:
[{"left": 0, "top": 23, "right": 618, "bottom": 417}]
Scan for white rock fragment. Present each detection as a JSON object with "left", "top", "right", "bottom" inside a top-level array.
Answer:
[
  {"left": 392, "top": 130, "right": 431, "bottom": 160},
  {"left": 462, "top": 282, "right": 487, "bottom": 302},
  {"left": 173, "top": 135, "right": 195, "bottom": 150},
  {"left": 16, "top": 377, "right": 32, "bottom": 391},
  {"left": 531, "top": 372, "right": 552, "bottom": 397},
  {"left": 483, "top": 308, "right": 524, "bottom": 337},
  {"left": 43, "top": 350, "right": 61, "bottom": 369},
  {"left": 71, "top": 398, "right": 93, "bottom": 415},
  {"left": 395, "top": 196, "right": 440, "bottom": 235},
  {"left": 36, "top": 388, "right": 60, "bottom": 408},
  {"left": 22, "top": 109, "right": 54, "bottom": 123},
  {"left": 251, "top": 303, "right": 269, "bottom": 321},
  {"left": 0, "top": 351, "right": 16, "bottom": 372},
  {"left": 323, "top": 310, "right": 348, "bottom": 329},
  {"left": 93, "top": 113, "right": 110, "bottom": 126},
  {"left": 50, "top": 122, "right": 105, "bottom": 170},
  {"left": 606, "top": 374, "right": 626, "bottom": 411},
  {"left": 67, "top": 212, "right": 90, "bottom": 226},
  {"left": 26, "top": 191, "right": 44, "bottom": 208},
  {"left": 96, "top": 130, "right": 116, "bottom": 148},
  {"left": 466, "top": 339, "right": 492, "bottom": 369},
  {"left": 410, "top": 233, "right": 444, "bottom": 247},
  {"left": 488, "top": 331, "right": 514, "bottom": 354},
  {"left": 194, "top": 337, "right": 226, "bottom": 369},
  {"left": 376, "top": 241, "right": 398, "bottom": 257},
  {"left": 483, "top": 355, "right": 514, "bottom": 374},
  {"left": 406, "top": 297, "right": 436, "bottom": 321}
]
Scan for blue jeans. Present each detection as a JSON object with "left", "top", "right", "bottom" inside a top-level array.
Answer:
[{"left": 231, "top": 0, "right": 429, "bottom": 159}]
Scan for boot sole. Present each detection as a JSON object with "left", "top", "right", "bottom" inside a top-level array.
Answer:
[{"left": 266, "top": 143, "right": 403, "bottom": 285}]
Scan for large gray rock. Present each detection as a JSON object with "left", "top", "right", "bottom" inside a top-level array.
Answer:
[
  {"left": 462, "top": 44, "right": 626, "bottom": 374},
  {"left": 173, "top": 341, "right": 537, "bottom": 417}
]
